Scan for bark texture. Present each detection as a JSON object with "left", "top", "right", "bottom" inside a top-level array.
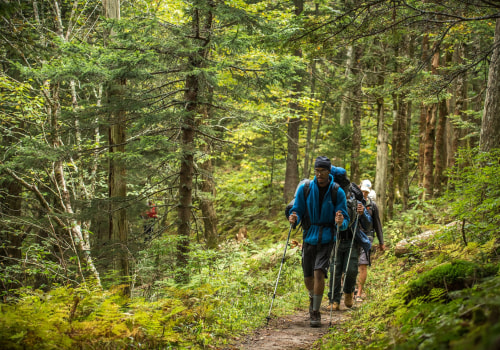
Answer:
[{"left": 480, "top": 18, "right": 500, "bottom": 152}]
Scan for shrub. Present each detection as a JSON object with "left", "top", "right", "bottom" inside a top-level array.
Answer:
[{"left": 405, "top": 260, "right": 499, "bottom": 303}]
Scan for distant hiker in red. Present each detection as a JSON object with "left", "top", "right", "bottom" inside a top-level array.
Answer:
[{"left": 142, "top": 200, "right": 157, "bottom": 241}]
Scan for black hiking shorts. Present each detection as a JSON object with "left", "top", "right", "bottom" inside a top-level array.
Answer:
[{"left": 302, "top": 242, "right": 333, "bottom": 278}]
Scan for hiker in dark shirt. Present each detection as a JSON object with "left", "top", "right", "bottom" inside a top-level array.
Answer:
[
  {"left": 288, "top": 156, "right": 349, "bottom": 328},
  {"left": 329, "top": 183, "right": 372, "bottom": 310},
  {"left": 356, "top": 182, "right": 385, "bottom": 302}
]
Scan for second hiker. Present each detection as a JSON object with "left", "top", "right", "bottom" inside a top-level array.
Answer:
[{"left": 329, "top": 183, "right": 372, "bottom": 311}]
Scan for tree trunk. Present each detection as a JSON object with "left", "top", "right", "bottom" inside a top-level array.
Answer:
[
  {"left": 422, "top": 104, "right": 436, "bottom": 200},
  {"left": 178, "top": 80, "right": 195, "bottom": 282},
  {"left": 199, "top": 139, "right": 218, "bottom": 249},
  {"left": 0, "top": 178, "right": 24, "bottom": 291},
  {"left": 284, "top": 0, "right": 304, "bottom": 203},
  {"left": 375, "top": 96, "right": 388, "bottom": 224},
  {"left": 422, "top": 46, "right": 440, "bottom": 200},
  {"left": 285, "top": 114, "right": 300, "bottom": 203},
  {"left": 198, "top": 87, "right": 218, "bottom": 249},
  {"left": 418, "top": 33, "right": 430, "bottom": 187},
  {"left": 351, "top": 86, "right": 362, "bottom": 184},
  {"left": 480, "top": 17, "right": 500, "bottom": 152},
  {"left": 177, "top": 0, "right": 214, "bottom": 282},
  {"left": 340, "top": 45, "right": 354, "bottom": 127},
  {"left": 103, "top": 0, "right": 129, "bottom": 294},
  {"left": 418, "top": 103, "right": 426, "bottom": 187},
  {"left": 400, "top": 35, "right": 414, "bottom": 211},
  {"left": 434, "top": 98, "right": 448, "bottom": 195},
  {"left": 402, "top": 99, "right": 412, "bottom": 210},
  {"left": 303, "top": 60, "right": 316, "bottom": 180},
  {"left": 450, "top": 42, "right": 467, "bottom": 168},
  {"left": 387, "top": 94, "right": 399, "bottom": 220},
  {"left": 350, "top": 46, "right": 363, "bottom": 184}
]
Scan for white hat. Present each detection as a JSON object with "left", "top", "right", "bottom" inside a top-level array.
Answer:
[
  {"left": 361, "top": 184, "right": 370, "bottom": 192},
  {"left": 361, "top": 179, "right": 372, "bottom": 189}
]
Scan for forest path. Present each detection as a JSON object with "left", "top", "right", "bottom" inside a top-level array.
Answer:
[{"left": 223, "top": 299, "right": 354, "bottom": 350}]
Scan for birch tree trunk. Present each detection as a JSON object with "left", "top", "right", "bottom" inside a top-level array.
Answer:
[{"left": 49, "top": 83, "right": 102, "bottom": 287}]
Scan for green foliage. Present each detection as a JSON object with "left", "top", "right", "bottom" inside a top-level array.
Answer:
[
  {"left": 0, "top": 238, "right": 305, "bottom": 349},
  {"left": 319, "top": 210, "right": 500, "bottom": 350},
  {"left": 405, "top": 260, "right": 498, "bottom": 303},
  {"left": 215, "top": 160, "right": 287, "bottom": 241},
  {"left": 444, "top": 148, "right": 500, "bottom": 244}
]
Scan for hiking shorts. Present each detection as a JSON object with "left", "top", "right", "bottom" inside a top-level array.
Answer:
[
  {"left": 358, "top": 236, "right": 374, "bottom": 265},
  {"left": 302, "top": 242, "right": 333, "bottom": 278}
]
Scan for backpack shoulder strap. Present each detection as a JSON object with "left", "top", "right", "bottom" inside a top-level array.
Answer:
[
  {"left": 330, "top": 182, "right": 339, "bottom": 206},
  {"left": 303, "top": 180, "right": 311, "bottom": 200}
]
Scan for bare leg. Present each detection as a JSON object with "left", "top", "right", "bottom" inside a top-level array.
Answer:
[
  {"left": 357, "top": 264, "right": 368, "bottom": 297},
  {"left": 305, "top": 276, "right": 314, "bottom": 293},
  {"left": 313, "top": 269, "right": 325, "bottom": 295}
]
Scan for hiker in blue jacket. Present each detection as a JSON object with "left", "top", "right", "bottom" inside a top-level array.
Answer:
[{"left": 288, "top": 156, "right": 349, "bottom": 328}]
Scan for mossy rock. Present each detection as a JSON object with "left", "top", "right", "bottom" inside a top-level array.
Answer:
[{"left": 405, "top": 260, "right": 499, "bottom": 303}]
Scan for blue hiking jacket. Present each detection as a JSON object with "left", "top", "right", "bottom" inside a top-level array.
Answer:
[{"left": 291, "top": 175, "right": 349, "bottom": 245}]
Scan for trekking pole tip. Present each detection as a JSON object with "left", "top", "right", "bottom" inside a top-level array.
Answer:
[{"left": 266, "top": 315, "right": 271, "bottom": 325}]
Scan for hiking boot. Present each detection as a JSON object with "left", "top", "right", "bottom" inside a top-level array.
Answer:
[
  {"left": 330, "top": 302, "right": 340, "bottom": 311},
  {"left": 344, "top": 293, "right": 354, "bottom": 308},
  {"left": 310, "top": 310, "right": 321, "bottom": 327}
]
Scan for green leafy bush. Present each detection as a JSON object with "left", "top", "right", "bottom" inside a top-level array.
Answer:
[
  {"left": 445, "top": 148, "right": 500, "bottom": 244},
  {"left": 405, "top": 260, "right": 499, "bottom": 303}
]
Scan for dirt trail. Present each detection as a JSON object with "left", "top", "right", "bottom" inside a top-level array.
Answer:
[{"left": 223, "top": 300, "right": 354, "bottom": 350}]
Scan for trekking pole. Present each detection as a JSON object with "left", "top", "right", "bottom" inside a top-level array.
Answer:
[
  {"left": 329, "top": 223, "right": 340, "bottom": 327},
  {"left": 340, "top": 212, "right": 359, "bottom": 302},
  {"left": 266, "top": 223, "right": 293, "bottom": 325}
]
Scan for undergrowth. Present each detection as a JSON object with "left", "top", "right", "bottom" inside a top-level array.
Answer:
[
  {"left": 0, "top": 237, "right": 306, "bottom": 349},
  {"left": 317, "top": 235, "right": 500, "bottom": 350}
]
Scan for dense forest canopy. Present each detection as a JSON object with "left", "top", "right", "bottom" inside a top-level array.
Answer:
[{"left": 1, "top": 0, "right": 500, "bottom": 349}]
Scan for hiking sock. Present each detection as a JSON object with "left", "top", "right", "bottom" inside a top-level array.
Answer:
[
  {"left": 309, "top": 290, "right": 314, "bottom": 313},
  {"left": 312, "top": 295, "right": 322, "bottom": 311}
]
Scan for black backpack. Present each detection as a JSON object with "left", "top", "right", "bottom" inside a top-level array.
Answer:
[{"left": 284, "top": 180, "right": 339, "bottom": 231}]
